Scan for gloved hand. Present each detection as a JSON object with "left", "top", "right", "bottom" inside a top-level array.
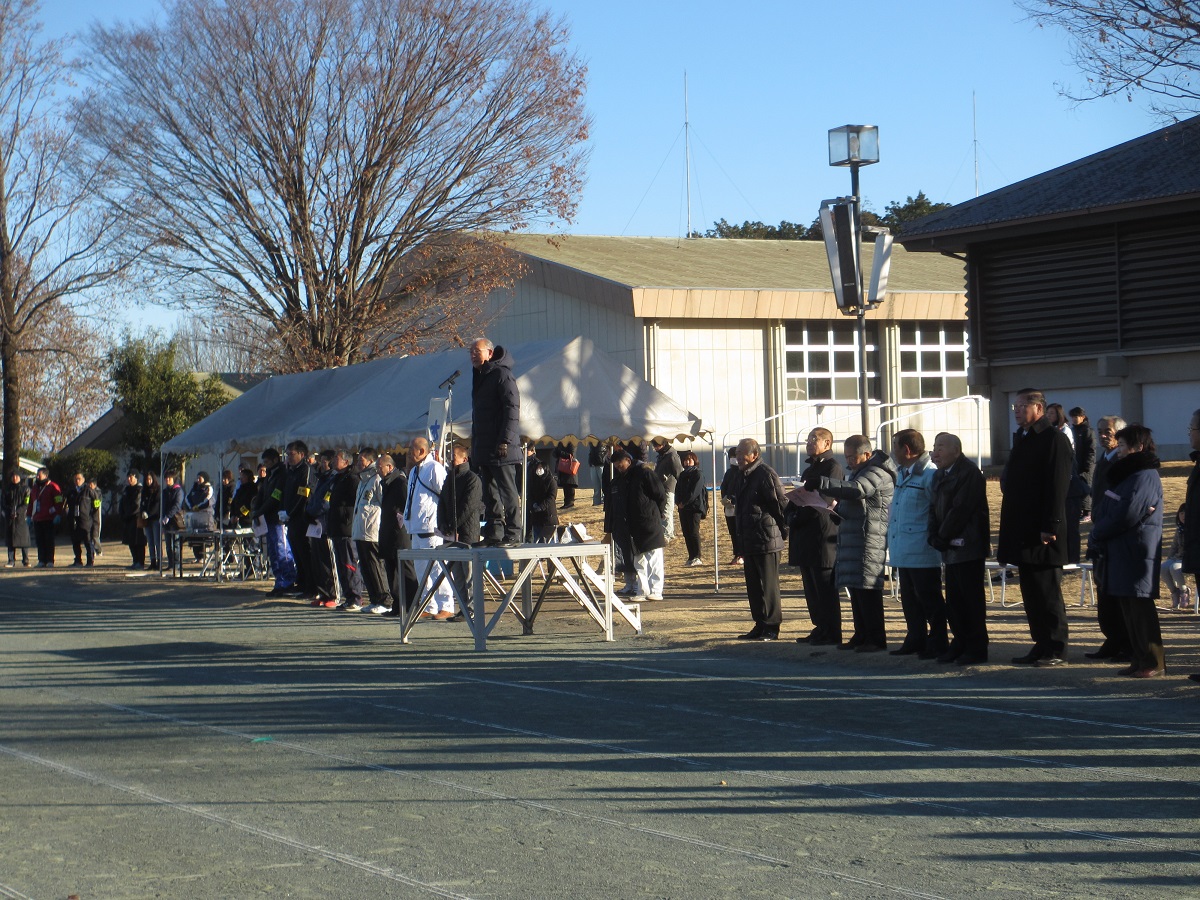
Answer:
[
  {"left": 928, "top": 534, "right": 950, "bottom": 553},
  {"left": 53, "top": 515, "right": 62, "bottom": 526},
  {"left": 496, "top": 442, "right": 509, "bottom": 459}
]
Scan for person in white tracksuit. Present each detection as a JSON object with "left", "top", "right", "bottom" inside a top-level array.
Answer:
[{"left": 402, "top": 437, "right": 455, "bottom": 619}]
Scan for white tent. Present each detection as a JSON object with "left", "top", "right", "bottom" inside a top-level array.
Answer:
[{"left": 161, "top": 337, "right": 705, "bottom": 456}]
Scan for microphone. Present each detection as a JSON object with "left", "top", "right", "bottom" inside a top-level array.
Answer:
[{"left": 439, "top": 369, "right": 461, "bottom": 389}]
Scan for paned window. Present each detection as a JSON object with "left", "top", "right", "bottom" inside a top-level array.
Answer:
[
  {"left": 784, "top": 321, "right": 879, "bottom": 402},
  {"left": 897, "top": 321, "right": 969, "bottom": 400}
]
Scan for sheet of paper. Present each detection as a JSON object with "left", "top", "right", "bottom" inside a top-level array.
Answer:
[
  {"left": 306, "top": 521, "right": 323, "bottom": 539},
  {"left": 252, "top": 516, "right": 268, "bottom": 537}
]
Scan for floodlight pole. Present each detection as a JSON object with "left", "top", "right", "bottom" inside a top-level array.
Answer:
[{"left": 850, "top": 162, "right": 869, "bottom": 436}]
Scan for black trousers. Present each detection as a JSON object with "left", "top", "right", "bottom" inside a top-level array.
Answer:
[
  {"left": 897, "top": 566, "right": 948, "bottom": 651},
  {"left": 743, "top": 551, "right": 782, "bottom": 628},
  {"left": 723, "top": 514, "right": 741, "bottom": 558},
  {"left": 680, "top": 509, "right": 703, "bottom": 560},
  {"left": 799, "top": 564, "right": 841, "bottom": 641},
  {"left": 384, "top": 530, "right": 419, "bottom": 610},
  {"left": 34, "top": 520, "right": 55, "bottom": 565},
  {"left": 1093, "top": 558, "right": 1132, "bottom": 654},
  {"left": 71, "top": 525, "right": 94, "bottom": 565},
  {"left": 481, "top": 463, "right": 521, "bottom": 543},
  {"left": 308, "top": 535, "right": 338, "bottom": 599},
  {"left": 848, "top": 587, "right": 886, "bottom": 647},
  {"left": 332, "top": 536, "right": 364, "bottom": 603},
  {"left": 356, "top": 539, "right": 393, "bottom": 607},
  {"left": 1117, "top": 595, "right": 1164, "bottom": 672},
  {"left": 944, "top": 558, "right": 988, "bottom": 656},
  {"left": 1017, "top": 564, "right": 1068, "bottom": 656},
  {"left": 287, "top": 518, "right": 314, "bottom": 594}
]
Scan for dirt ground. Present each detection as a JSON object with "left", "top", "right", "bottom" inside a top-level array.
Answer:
[{"left": 545, "top": 463, "right": 1200, "bottom": 693}]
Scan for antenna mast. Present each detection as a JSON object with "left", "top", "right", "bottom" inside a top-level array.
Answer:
[
  {"left": 685, "top": 71, "right": 692, "bottom": 237},
  {"left": 973, "top": 91, "right": 980, "bottom": 198}
]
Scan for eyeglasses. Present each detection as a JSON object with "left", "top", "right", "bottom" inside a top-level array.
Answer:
[{"left": 1010, "top": 403, "right": 1030, "bottom": 411}]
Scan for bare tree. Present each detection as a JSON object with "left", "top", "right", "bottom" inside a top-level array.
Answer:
[
  {"left": 1021, "top": 0, "right": 1200, "bottom": 116},
  {"left": 80, "top": 0, "right": 588, "bottom": 372},
  {"left": 171, "top": 313, "right": 264, "bottom": 375},
  {"left": 0, "top": 0, "right": 132, "bottom": 479},
  {"left": 16, "top": 301, "right": 111, "bottom": 453}
]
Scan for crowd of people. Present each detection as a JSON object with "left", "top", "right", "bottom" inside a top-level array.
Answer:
[
  {"left": 4, "top": 334, "right": 1198, "bottom": 683},
  {"left": 718, "top": 390, "right": 1198, "bottom": 682}
]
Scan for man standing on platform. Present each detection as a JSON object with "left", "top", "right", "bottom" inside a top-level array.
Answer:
[
  {"left": 998, "top": 388, "right": 1073, "bottom": 667},
  {"left": 470, "top": 338, "right": 522, "bottom": 547}
]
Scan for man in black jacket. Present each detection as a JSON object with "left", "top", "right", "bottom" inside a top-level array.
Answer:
[
  {"left": 605, "top": 450, "right": 666, "bottom": 601},
  {"left": 283, "top": 440, "right": 315, "bottom": 599},
  {"left": 326, "top": 449, "right": 364, "bottom": 610},
  {"left": 66, "top": 472, "right": 100, "bottom": 567},
  {"left": 470, "top": 339, "right": 522, "bottom": 546},
  {"left": 304, "top": 453, "right": 340, "bottom": 606},
  {"left": 998, "top": 389, "right": 1073, "bottom": 666},
  {"left": 251, "top": 448, "right": 296, "bottom": 594},
  {"left": 735, "top": 438, "right": 789, "bottom": 641},
  {"left": 790, "top": 428, "right": 843, "bottom": 645},
  {"left": 929, "top": 433, "right": 991, "bottom": 665}
]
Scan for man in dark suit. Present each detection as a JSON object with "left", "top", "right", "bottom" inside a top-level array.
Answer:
[
  {"left": 789, "top": 428, "right": 843, "bottom": 645},
  {"left": 997, "top": 389, "right": 1074, "bottom": 667},
  {"left": 1086, "top": 415, "right": 1132, "bottom": 662}
]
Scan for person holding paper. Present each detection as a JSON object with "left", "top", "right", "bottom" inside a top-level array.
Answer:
[
  {"left": 789, "top": 428, "right": 843, "bottom": 646},
  {"left": 251, "top": 447, "right": 297, "bottom": 595}
]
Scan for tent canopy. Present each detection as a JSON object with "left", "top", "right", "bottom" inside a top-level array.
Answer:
[{"left": 161, "top": 337, "right": 706, "bottom": 456}]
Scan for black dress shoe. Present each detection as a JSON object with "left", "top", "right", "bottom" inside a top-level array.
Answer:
[
  {"left": 855, "top": 643, "right": 886, "bottom": 653},
  {"left": 1188, "top": 674, "right": 1200, "bottom": 683},
  {"left": 798, "top": 628, "right": 822, "bottom": 644},
  {"left": 757, "top": 631, "right": 779, "bottom": 642},
  {"left": 810, "top": 637, "right": 842, "bottom": 646},
  {"left": 1011, "top": 652, "right": 1041, "bottom": 665},
  {"left": 737, "top": 626, "right": 764, "bottom": 641},
  {"left": 1084, "top": 649, "right": 1117, "bottom": 660},
  {"left": 937, "top": 648, "right": 964, "bottom": 663},
  {"left": 889, "top": 644, "right": 921, "bottom": 656},
  {"left": 956, "top": 653, "right": 988, "bottom": 666}
]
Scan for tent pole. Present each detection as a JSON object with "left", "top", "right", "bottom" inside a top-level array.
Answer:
[{"left": 711, "top": 439, "right": 720, "bottom": 592}]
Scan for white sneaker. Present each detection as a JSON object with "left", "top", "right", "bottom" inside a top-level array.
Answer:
[
  {"left": 629, "top": 594, "right": 649, "bottom": 602},
  {"left": 647, "top": 594, "right": 663, "bottom": 602},
  {"left": 686, "top": 557, "right": 703, "bottom": 567},
  {"left": 366, "top": 603, "right": 390, "bottom": 615}
]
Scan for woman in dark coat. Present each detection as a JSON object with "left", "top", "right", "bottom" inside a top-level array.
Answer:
[
  {"left": 525, "top": 449, "right": 559, "bottom": 542},
  {"left": 1086, "top": 424, "right": 1165, "bottom": 678},
  {"left": 140, "top": 471, "right": 162, "bottom": 569},
  {"left": 119, "top": 471, "right": 146, "bottom": 569},
  {"left": 553, "top": 442, "right": 579, "bottom": 509},
  {"left": 3, "top": 472, "right": 32, "bottom": 567},
  {"left": 675, "top": 452, "right": 708, "bottom": 566}
]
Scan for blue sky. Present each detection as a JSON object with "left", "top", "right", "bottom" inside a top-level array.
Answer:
[{"left": 40, "top": 0, "right": 1160, "bottom": 239}]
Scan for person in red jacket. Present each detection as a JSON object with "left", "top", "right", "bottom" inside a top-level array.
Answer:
[{"left": 27, "top": 467, "right": 63, "bottom": 567}]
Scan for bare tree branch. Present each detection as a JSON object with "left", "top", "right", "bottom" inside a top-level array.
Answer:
[
  {"left": 80, "top": 0, "right": 587, "bottom": 371},
  {"left": 1020, "top": 0, "right": 1200, "bottom": 116}
]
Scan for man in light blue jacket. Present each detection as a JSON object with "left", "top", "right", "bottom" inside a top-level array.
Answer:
[{"left": 887, "top": 429, "right": 948, "bottom": 658}]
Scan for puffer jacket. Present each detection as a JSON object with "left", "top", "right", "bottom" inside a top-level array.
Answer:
[
  {"left": 1087, "top": 451, "right": 1163, "bottom": 598},
  {"left": 928, "top": 454, "right": 990, "bottom": 564},
  {"left": 654, "top": 445, "right": 683, "bottom": 494},
  {"left": 886, "top": 452, "right": 941, "bottom": 568},
  {"left": 734, "top": 457, "right": 788, "bottom": 556},
  {"left": 470, "top": 345, "right": 522, "bottom": 467},
  {"left": 818, "top": 449, "right": 896, "bottom": 590},
  {"left": 351, "top": 464, "right": 382, "bottom": 542}
]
